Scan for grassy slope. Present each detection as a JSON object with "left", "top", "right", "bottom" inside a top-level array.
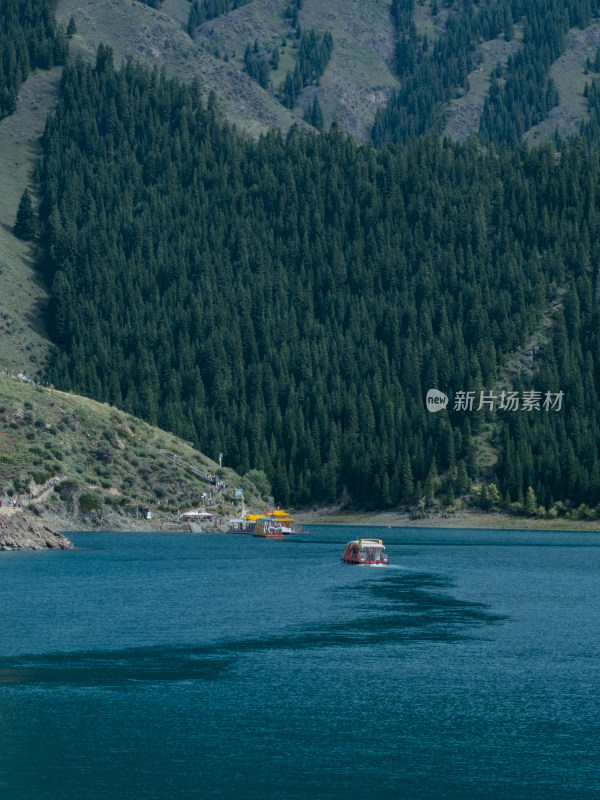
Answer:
[
  {"left": 0, "top": 68, "right": 62, "bottom": 376},
  {"left": 0, "top": 373, "right": 266, "bottom": 529},
  {"left": 53, "top": 0, "right": 600, "bottom": 143},
  {"left": 443, "top": 18, "right": 600, "bottom": 143},
  {"left": 198, "top": 0, "right": 399, "bottom": 140},
  {"left": 443, "top": 27, "right": 524, "bottom": 141},
  {"left": 53, "top": 0, "right": 400, "bottom": 141},
  {"left": 56, "top": 0, "right": 300, "bottom": 138},
  {"left": 527, "top": 23, "right": 600, "bottom": 144}
]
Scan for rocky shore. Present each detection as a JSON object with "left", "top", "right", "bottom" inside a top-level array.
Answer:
[{"left": 0, "top": 511, "right": 73, "bottom": 551}]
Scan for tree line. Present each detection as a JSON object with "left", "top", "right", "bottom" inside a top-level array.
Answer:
[
  {"left": 187, "top": 0, "right": 253, "bottom": 36},
  {"left": 374, "top": 0, "right": 600, "bottom": 148},
  {"left": 0, "top": 0, "right": 67, "bottom": 119},
  {"left": 281, "top": 29, "right": 333, "bottom": 108}
]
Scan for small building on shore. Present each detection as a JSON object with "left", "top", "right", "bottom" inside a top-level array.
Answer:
[{"left": 180, "top": 509, "right": 215, "bottom": 523}]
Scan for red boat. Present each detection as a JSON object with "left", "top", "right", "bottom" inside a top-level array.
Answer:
[
  {"left": 341, "top": 539, "right": 389, "bottom": 565},
  {"left": 252, "top": 517, "right": 284, "bottom": 538}
]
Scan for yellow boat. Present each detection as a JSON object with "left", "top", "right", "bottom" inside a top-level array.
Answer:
[{"left": 253, "top": 508, "right": 305, "bottom": 537}]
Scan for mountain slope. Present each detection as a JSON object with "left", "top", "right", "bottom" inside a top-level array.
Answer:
[
  {"left": 0, "top": 373, "right": 268, "bottom": 530},
  {"left": 56, "top": 0, "right": 300, "bottom": 137},
  {"left": 1, "top": 0, "right": 600, "bottom": 520},
  {"left": 34, "top": 53, "right": 600, "bottom": 515},
  {"left": 0, "top": 67, "right": 61, "bottom": 376},
  {"left": 54, "top": 0, "right": 402, "bottom": 141}
]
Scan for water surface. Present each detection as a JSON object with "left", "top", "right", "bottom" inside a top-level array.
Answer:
[{"left": 1, "top": 527, "right": 599, "bottom": 798}]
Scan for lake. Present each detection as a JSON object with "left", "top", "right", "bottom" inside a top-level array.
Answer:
[{"left": 0, "top": 527, "right": 599, "bottom": 799}]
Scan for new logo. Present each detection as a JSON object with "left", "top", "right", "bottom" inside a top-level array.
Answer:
[{"left": 426, "top": 389, "right": 448, "bottom": 412}]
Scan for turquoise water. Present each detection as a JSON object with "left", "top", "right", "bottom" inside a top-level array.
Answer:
[{"left": 1, "top": 527, "right": 599, "bottom": 799}]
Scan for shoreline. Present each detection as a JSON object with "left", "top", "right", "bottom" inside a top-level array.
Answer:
[
  {"left": 3, "top": 507, "right": 599, "bottom": 535},
  {"left": 294, "top": 508, "right": 600, "bottom": 531},
  {"left": 0, "top": 510, "right": 73, "bottom": 550}
]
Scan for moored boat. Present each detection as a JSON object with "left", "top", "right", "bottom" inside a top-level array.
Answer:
[
  {"left": 253, "top": 516, "right": 284, "bottom": 538},
  {"left": 231, "top": 508, "right": 305, "bottom": 537},
  {"left": 228, "top": 514, "right": 262, "bottom": 534},
  {"left": 263, "top": 508, "right": 305, "bottom": 534},
  {"left": 341, "top": 539, "right": 389, "bottom": 565}
]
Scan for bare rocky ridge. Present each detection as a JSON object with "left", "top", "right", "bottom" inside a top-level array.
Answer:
[{"left": 0, "top": 511, "right": 73, "bottom": 551}]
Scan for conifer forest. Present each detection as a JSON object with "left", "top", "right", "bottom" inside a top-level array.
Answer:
[{"left": 3, "top": 0, "right": 600, "bottom": 514}]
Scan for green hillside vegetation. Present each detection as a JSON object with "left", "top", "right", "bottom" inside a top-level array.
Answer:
[
  {"left": 0, "top": 0, "right": 67, "bottom": 118},
  {"left": 187, "top": 0, "right": 254, "bottom": 35},
  {"left": 0, "top": 0, "right": 68, "bottom": 377},
  {"left": 42, "top": 0, "right": 600, "bottom": 146},
  {"left": 373, "top": 0, "right": 600, "bottom": 147},
  {"left": 54, "top": 0, "right": 296, "bottom": 139},
  {"left": 0, "top": 0, "right": 593, "bottom": 150},
  {"left": 0, "top": 373, "right": 267, "bottom": 527},
  {"left": 33, "top": 52, "right": 600, "bottom": 517},
  {"left": 2, "top": 0, "right": 600, "bottom": 522},
  {"left": 50, "top": 0, "right": 397, "bottom": 142}
]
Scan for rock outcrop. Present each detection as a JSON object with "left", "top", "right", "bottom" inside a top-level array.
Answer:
[{"left": 0, "top": 512, "right": 73, "bottom": 551}]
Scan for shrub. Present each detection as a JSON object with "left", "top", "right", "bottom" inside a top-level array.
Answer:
[
  {"left": 94, "top": 446, "right": 114, "bottom": 465},
  {"left": 243, "top": 469, "right": 271, "bottom": 498},
  {"left": 55, "top": 479, "right": 79, "bottom": 498},
  {"left": 79, "top": 493, "right": 103, "bottom": 513},
  {"left": 30, "top": 469, "right": 55, "bottom": 485}
]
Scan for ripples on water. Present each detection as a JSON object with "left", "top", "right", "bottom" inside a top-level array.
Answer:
[
  {"left": 0, "top": 528, "right": 599, "bottom": 799},
  {"left": 0, "top": 571, "right": 504, "bottom": 686}
]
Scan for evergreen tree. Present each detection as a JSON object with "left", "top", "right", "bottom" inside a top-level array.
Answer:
[
  {"left": 524, "top": 486, "right": 538, "bottom": 516},
  {"left": 303, "top": 96, "right": 324, "bottom": 131},
  {"left": 14, "top": 189, "right": 36, "bottom": 240}
]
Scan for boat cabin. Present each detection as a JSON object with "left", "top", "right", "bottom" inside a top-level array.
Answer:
[
  {"left": 341, "top": 539, "right": 389, "bottom": 565},
  {"left": 228, "top": 514, "right": 261, "bottom": 534}
]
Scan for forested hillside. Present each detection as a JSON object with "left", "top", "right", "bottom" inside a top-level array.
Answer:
[
  {"left": 0, "top": 0, "right": 67, "bottom": 118},
  {"left": 36, "top": 52, "right": 600, "bottom": 513},
  {"left": 373, "top": 0, "right": 600, "bottom": 147}
]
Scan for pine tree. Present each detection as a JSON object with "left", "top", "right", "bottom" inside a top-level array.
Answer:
[
  {"left": 14, "top": 189, "right": 36, "bottom": 240},
  {"left": 524, "top": 486, "right": 537, "bottom": 516},
  {"left": 303, "top": 96, "right": 324, "bottom": 131}
]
